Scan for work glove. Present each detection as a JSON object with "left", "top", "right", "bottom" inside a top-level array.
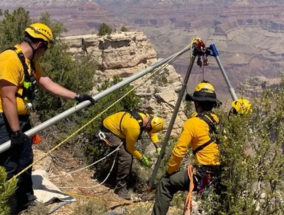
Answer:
[
  {"left": 75, "top": 94, "right": 96, "bottom": 105},
  {"left": 154, "top": 142, "right": 162, "bottom": 156},
  {"left": 10, "top": 130, "right": 31, "bottom": 147},
  {"left": 156, "top": 147, "right": 161, "bottom": 156},
  {"left": 140, "top": 155, "right": 151, "bottom": 167}
]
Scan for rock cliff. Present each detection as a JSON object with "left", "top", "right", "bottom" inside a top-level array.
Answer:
[{"left": 62, "top": 32, "right": 187, "bottom": 136}]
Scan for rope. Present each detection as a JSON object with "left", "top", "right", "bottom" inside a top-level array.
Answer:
[
  {"left": 64, "top": 191, "right": 133, "bottom": 204},
  {"left": 57, "top": 144, "right": 119, "bottom": 189},
  {"left": 11, "top": 43, "right": 190, "bottom": 181},
  {"left": 184, "top": 165, "right": 194, "bottom": 215},
  {"left": 48, "top": 201, "right": 73, "bottom": 214},
  {"left": 50, "top": 142, "right": 121, "bottom": 179}
]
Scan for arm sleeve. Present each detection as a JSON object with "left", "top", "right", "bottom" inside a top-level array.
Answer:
[
  {"left": 148, "top": 132, "right": 159, "bottom": 143},
  {"left": 124, "top": 126, "right": 143, "bottom": 159},
  {"left": 167, "top": 120, "right": 194, "bottom": 174},
  {"left": 0, "top": 58, "right": 22, "bottom": 86}
]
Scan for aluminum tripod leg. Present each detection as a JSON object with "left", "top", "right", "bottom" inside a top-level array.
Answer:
[
  {"left": 148, "top": 55, "right": 196, "bottom": 191},
  {"left": 210, "top": 44, "right": 238, "bottom": 101}
]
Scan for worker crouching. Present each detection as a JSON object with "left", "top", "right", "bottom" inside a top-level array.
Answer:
[{"left": 100, "top": 109, "right": 164, "bottom": 200}]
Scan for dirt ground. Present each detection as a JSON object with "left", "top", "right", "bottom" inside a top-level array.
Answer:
[{"left": 25, "top": 147, "right": 184, "bottom": 215}]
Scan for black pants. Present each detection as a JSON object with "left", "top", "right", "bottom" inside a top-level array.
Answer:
[
  {"left": 0, "top": 114, "right": 35, "bottom": 213},
  {"left": 102, "top": 129, "right": 133, "bottom": 191}
]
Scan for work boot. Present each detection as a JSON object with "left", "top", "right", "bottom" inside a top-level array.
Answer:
[{"left": 114, "top": 187, "right": 131, "bottom": 200}]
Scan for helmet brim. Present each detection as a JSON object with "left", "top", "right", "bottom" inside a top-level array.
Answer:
[{"left": 185, "top": 93, "right": 222, "bottom": 105}]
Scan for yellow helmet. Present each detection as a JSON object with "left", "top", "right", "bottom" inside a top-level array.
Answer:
[
  {"left": 231, "top": 98, "right": 252, "bottom": 114},
  {"left": 24, "top": 23, "right": 54, "bottom": 48},
  {"left": 150, "top": 116, "right": 164, "bottom": 133},
  {"left": 185, "top": 81, "right": 219, "bottom": 103}
]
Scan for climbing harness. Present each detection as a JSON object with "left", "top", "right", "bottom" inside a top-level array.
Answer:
[
  {"left": 192, "top": 111, "right": 221, "bottom": 155},
  {"left": 98, "top": 130, "right": 113, "bottom": 147},
  {"left": 5, "top": 46, "right": 37, "bottom": 109},
  {"left": 184, "top": 165, "right": 221, "bottom": 215}
]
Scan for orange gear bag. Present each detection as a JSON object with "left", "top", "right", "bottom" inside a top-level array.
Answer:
[{"left": 32, "top": 134, "right": 42, "bottom": 144}]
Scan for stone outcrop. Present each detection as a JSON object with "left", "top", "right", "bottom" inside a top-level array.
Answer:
[
  {"left": 63, "top": 31, "right": 187, "bottom": 136},
  {"left": 241, "top": 76, "right": 281, "bottom": 98}
]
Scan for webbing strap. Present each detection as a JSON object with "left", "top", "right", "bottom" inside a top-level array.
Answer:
[
  {"left": 119, "top": 109, "right": 145, "bottom": 138},
  {"left": 119, "top": 112, "right": 128, "bottom": 136},
  {"left": 5, "top": 47, "right": 36, "bottom": 100},
  {"left": 184, "top": 165, "right": 194, "bottom": 215},
  {"left": 192, "top": 139, "right": 214, "bottom": 155},
  {"left": 6, "top": 47, "right": 32, "bottom": 81},
  {"left": 192, "top": 111, "right": 219, "bottom": 155}
]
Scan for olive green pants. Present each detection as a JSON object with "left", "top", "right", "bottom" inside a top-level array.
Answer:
[
  {"left": 152, "top": 170, "right": 189, "bottom": 215},
  {"left": 104, "top": 131, "right": 133, "bottom": 191}
]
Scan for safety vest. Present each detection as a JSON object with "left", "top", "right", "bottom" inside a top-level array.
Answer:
[
  {"left": 6, "top": 46, "right": 36, "bottom": 103},
  {"left": 119, "top": 109, "right": 146, "bottom": 139},
  {"left": 192, "top": 111, "right": 221, "bottom": 155}
]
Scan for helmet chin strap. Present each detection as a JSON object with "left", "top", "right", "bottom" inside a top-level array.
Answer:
[{"left": 23, "top": 38, "right": 39, "bottom": 60}]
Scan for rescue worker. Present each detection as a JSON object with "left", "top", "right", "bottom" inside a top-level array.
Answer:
[
  {"left": 152, "top": 81, "right": 222, "bottom": 215},
  {"left": 229, "top": 98, "right": 253, "bottom": 158},
  {"left": 0, "top": 23, "right": 95, "bottom": 213},
  {"left": 229, "top": 98, "right": 252, "bottom": 116},
  {"left": 101, "top": 109, "right": 164, "bottom": 200}
]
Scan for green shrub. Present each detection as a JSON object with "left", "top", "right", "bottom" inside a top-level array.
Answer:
[
  {"left": 121, "top": 26, "right": 128, "bottom": 32},
  {"left": 98, "top": 23, "right": 113, "bottom": 36},
  {"left": 0, "top": 167, "right": 17, "bottom": 215},
  {"left": 204, "top": 86, "right": 284, "bottom": 214}
]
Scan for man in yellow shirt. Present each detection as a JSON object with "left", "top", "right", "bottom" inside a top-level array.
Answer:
[
  {"left": 101, "top": 109, "right": 164, "bottom": 200},
  {"left": 152, "top": 81, "right": 222, "bottom": 215},
  {"left": 0, "top": 23, "right": 95, "bottom": 213}
]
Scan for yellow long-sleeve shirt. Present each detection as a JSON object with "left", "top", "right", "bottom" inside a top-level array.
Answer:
[
  {"left": 167, "top": 112, "right": 221, "bottom": 174},
  {"left": 103, "top": 111, "right": 159, "bottom": 159}
]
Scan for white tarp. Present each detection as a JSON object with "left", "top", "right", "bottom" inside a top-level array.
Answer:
[{"left": 32, "top": 169, "right": 75, "bottom": 204}]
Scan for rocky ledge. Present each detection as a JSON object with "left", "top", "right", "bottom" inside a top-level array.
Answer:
[{"left": 63, "top": 31, "right": 187, "bottom": 136}]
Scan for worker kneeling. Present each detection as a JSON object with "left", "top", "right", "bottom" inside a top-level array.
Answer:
[
  {"left": 101, "top": 109, "right": 164, "bottom": 200},
  {"left": 152, "top": 81, "right": 222, "bottom": 215}
]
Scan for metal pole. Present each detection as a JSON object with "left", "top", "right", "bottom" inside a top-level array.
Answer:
[
  {"left": 0, "top": 46, "right": 191, "bottom": 154},
  {"left": 148, "top": 54, "right": 196, "bottom": 191},
  {"left": 210, "top": 44, "right": 238, "bottom": 101}
]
